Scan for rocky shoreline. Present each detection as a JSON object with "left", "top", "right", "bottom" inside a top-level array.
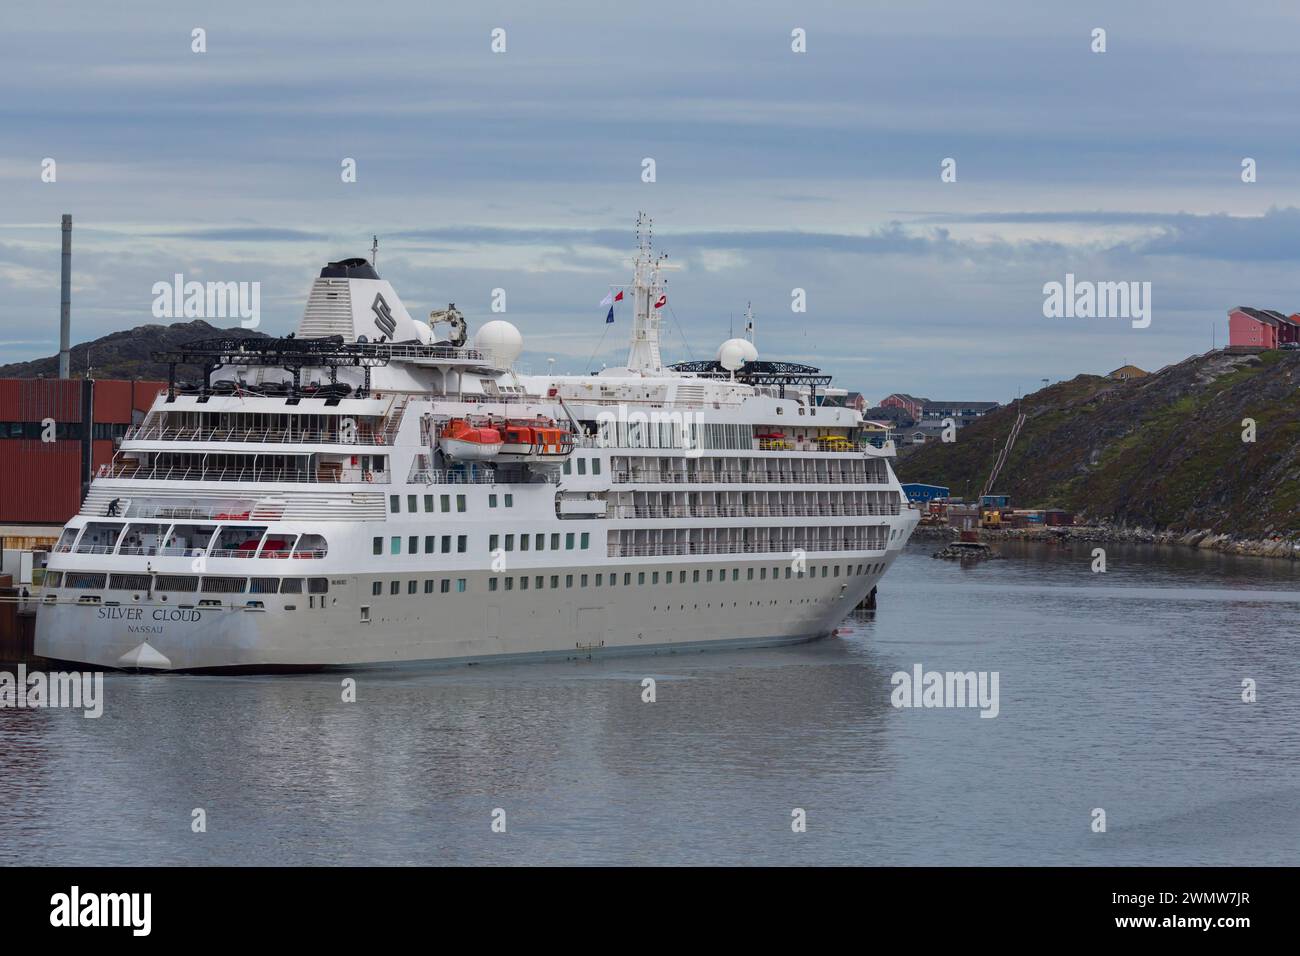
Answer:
[{"left": 910, "top": 523, "right": 1300, "bottom": 560}]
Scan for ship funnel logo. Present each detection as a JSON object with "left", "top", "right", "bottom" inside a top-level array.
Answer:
[{"left": 371, "top": 292, "right": 397, "bottom": 338}]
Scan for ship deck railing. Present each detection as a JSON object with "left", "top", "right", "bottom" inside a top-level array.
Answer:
[
  {"left": 612, "top": 470, "right": 878, "bottom": 485},
  {"left": 64, "top": 545, "right": 328, "bottom": 560},
  {"left": 613, "top": 503, "right": 901, "bottom": 519},
  {"left": 606, "top": 540, "right": 884, "bottom": 558},
  {"left": 99, "top": 503, "right": 289, "bottom": 522},
  {"left": 575, "top": 437, "right": 889, "bottom": 453},
  {"left": 408, "top": 468, "right": 560, "bottom": 485},
  {"left": 123, "top": 423, "right": 392, "bottom": 446},
  {"left": 96, "top": 464, "right": 392, "bottom": 484}
]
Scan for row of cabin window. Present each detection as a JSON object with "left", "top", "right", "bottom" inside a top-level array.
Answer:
[
  {"left": 561, "top": 457, "right": 601, "bottom": 476},
  {"left": 53, "top": 571, "right": 328, "bottom": 594},
  {"left": 373, "top": 535, "right": 469, "bottom": 556},
  {"left": 486, "top": 561, "right": 885, "bottom": 592},
  {"left": 489, "top": 532, "right": 589, "bottom": 552},
  {"left": 372, "top": 578, "right": 468, "bottom": 596},
  {"left": 390, "top": 493, "right": 468, "bottom": 514}
]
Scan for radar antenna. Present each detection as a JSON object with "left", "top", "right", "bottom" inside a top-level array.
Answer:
[{"left": 625, "top": 212, "right": 680, "bottom": 372}]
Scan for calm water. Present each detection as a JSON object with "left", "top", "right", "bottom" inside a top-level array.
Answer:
[{"left": 3, "top": 540, "right": 1299, "bottom": 866}]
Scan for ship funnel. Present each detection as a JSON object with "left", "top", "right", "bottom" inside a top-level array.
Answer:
[{"left": 296, "top": 257, "right": 424, "bottom": 343}]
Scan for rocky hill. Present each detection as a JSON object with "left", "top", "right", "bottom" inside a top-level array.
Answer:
[
  {"left": 898, "top": 350, "right": 1300, "bottom": 539},
  {"left": 0, "top": 320, "right": 268, "bottom": 382}
]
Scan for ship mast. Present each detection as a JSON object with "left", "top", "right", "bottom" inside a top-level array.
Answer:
[{"left": 625, "top": 212, "right": 676, "bottom": 372}]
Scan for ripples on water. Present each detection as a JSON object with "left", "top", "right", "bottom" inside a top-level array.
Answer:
[{"left": 2, "top": 540, "right": 1298, "bottom": 865}]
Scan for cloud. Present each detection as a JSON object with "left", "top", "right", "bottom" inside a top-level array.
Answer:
[
  {"left": 3, "top": 0, "right": 1300, "bottom": 400},
  {"left": 145, "top": 228, "right": 330, "bottom": 242}
]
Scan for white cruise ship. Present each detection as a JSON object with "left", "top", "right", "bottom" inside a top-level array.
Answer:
[{"left": 35, "top": 220, "right": 918, "bottom": 671}]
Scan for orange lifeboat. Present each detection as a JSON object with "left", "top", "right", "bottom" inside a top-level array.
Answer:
[
  {"left": 439, "top": 419, "right": 503, "bottom": 460},
  {"left": 496, "top": 418, "right": 575, "bottom": 458}
]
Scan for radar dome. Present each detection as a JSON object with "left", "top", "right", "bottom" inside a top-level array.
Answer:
[
  {"left": 474, "top": 320, "right": 524, "bottom": 368},
  {"left": 717, "top": 338, "right": 758, "bottom": 371}
]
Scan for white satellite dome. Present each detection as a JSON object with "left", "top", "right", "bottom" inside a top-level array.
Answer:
[
  {"left": 474, "top": 320, "right": 524, "bottom": 368},
  {"left": 717, "top": 338, "right": 758, "bottom": 371},
  {"left": 411, "top": 320, "right": 434, "bottom": 345}
]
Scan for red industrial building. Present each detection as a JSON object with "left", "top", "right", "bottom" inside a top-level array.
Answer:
[
  {"left": 879, "top": 393, "right": 927, "bottom": 420},
  {"left": 1228, "top": 307, "right": 1300, "bottom": 349},
  {"left": 0, "top": 378, "right": 163, "bottom": 526}
]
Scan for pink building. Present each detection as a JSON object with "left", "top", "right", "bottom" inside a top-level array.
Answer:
[{"left": 1228, "top": 307, "right": 1285, "bottom": 348}]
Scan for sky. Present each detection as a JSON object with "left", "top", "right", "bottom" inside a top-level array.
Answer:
[{"left": 4, "top": 0, "right": 1300, "bottom": 402}]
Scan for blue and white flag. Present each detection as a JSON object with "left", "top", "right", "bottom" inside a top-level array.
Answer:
[{"left": 605, "top": 305, "right": 615, "bottom": 324}]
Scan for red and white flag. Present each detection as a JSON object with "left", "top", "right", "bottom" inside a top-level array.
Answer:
[
  {"left": 653, "top": 294, "right": 666, "bottom": 309},
  {"left": 599, "top": 290, "right": 625, "bottom": 307}
]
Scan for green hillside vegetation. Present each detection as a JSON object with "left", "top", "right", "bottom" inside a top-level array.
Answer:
[
  {"left": 899, "top": 350, "right": 1300, "bottom": 538},
  {"left": 0, "top": 320, "right": 268, "bottom": 382}
]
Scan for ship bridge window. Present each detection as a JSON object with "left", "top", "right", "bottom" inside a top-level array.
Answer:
[
  {"left": 202, "top": 576, "right": 247, "bottom": 594},
  {"left": 294, "top": 534, "right": 328, "bottom": 559},
  {"left": 119, "top": 523, "right": 168, "bottom": 556},
  {"left": 74, "top": 522, "right": 122, "bottom": 555},
  {"left": 55, "top": 527, "right": 79, "bottom": 553},
  {"left": 155, "top": 574, "right": 199, "bottom": 592},
  {"left": 163, "top": 524, "right": 216, "bottom": 557},
  {"left": 212, "top": 526, "right": 268, "bottom": 558},
  {"left": 280, "top": 578, "right": 304, "bottom": 594},
  {"left": 250, "top": 577, "right": 280, "bottom": 594},
  {"left": 109, "top": 573, "right": 153, "bottom": 591},
  {"left": 65, "top": 572, "right": 107, "bottom": 589}
]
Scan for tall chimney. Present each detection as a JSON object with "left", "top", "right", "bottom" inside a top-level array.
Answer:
[{"left": 59, "top": 214, "right": 71, "bottom": 379}]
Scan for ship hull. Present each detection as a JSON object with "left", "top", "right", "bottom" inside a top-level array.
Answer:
[{"left": 34, "top": 558, "right": 897, "bottom": 672}]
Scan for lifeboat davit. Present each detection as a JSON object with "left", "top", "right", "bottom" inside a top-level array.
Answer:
[{"left": 439, "top": 420, "right": 503, "bottom": 460}]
